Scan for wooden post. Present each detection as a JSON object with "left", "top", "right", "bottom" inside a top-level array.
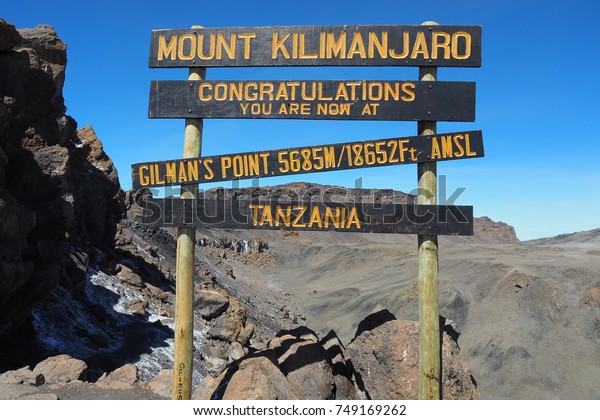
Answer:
[
  {"left": 172, "top": 29, "right": 206, "bottom": 400},
  {"left": 417, "top": 21, "right": 441, "bottom": 400}
]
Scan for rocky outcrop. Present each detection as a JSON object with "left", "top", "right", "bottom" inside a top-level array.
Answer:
[
  {"left": 473, "top": 216, "right": 519, "bottom": 243},
  {"left": 0, "top": 20, "right": 124, "bottom": 335},
  {"left": 346, "top": 311, "right": 480, "bottom": 400},
  {"left": 32, "top": 354, "right": 88, "bottom": 385},
  {"left": 195, "top": 317, "right": 478, "bottom": 400}
]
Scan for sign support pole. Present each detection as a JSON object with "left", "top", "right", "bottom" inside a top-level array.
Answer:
[
  {"left": 417, "top": 21, "right": 441, "bottom": 400},
  {"left": 172, "top": 28, "right": 205, "bottom": 400}
]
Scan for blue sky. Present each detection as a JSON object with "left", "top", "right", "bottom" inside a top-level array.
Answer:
[{"left": 3, "top": 0, "right": 599, "bottom": 240}]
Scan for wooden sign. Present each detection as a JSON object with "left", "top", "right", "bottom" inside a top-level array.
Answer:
[
  {"left": 148, "top": 80, "right": 475, "bottom": 121},
  {"left": 131, "top": 130, "right": 484, "bottom": 189},
  {"left": 140, "top": 198, "right": 473, "bottom": 236},
  {"left": 149, "top": 25, "right": 482, "bottom": 68}
]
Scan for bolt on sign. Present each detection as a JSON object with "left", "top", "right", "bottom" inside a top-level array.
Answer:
[
  {"left": 131, "top": 130, "right": 484, "bottom": 189},
  {"left": 141, "top": 198, "right": 473, "bottom": 236},
  {"left": 149, "top": 25, "right": 481, "bottom": 68}
]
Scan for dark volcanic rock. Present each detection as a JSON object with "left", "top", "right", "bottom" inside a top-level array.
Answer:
[
  {"left": 0, "top": 20, "right": 22, "bottom": 52},
  {"left": 0, "top": 23, "right": 124, "bottom": 336}
]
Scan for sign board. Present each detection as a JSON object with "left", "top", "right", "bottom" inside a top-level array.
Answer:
[
  {"left": 149, "top": 25, "right": 482, "bottom": 68},
  {"left": 131, "top": 130, "right": 484, "bottom": 189},
  {"left": 141, "top": 198, "right": 473, "bottom": 235},
  {"left": 148, "top": 80, "right": 475, "bottom": 121}
]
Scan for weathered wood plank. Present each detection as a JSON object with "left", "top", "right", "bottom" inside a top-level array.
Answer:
[
  {"left": 140, "top": 198, "right": 473, "bottom": 236},
  {"left": 131, "top": 130, "right": 484, "bottom": 189},
  {"left": 148, "top": 80, "right": 475, "bottom": 121},
  {"left": 149, "top": 25, "right": 482, "bottom": 68}
]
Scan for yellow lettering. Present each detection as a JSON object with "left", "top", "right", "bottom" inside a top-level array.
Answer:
[
  {"left": 197, "top": 34, "right": 215, "bottom": 60},
  {"left": 178, "top": 34, "right": 196, "bottom": 60},
  {"left": 199, "top": 83, "right": 212, "bottom": 101},
  {"left": 323, "top": 146, "right": 335, "bottom": 168},
  {"left": 187, "top": 160, "right": 199, "bottom": 181},
  {"left": 452, "top": 32, "right": 471, "bottom": 59},
  {"left": 411, "top": 32, "right": 429, "bottom": 59},
  {"left": 347, "top": 32, "right": 367, "bottom": 58},
  {"left": 389, "top": 32, "right": 409, "bottom": 59},
  {"left": 272, "top": 32, "right": 290, "bottom": 58},
  {"left": 275, "top": 205, "right": 291, "bottom": 226},
  {"left": 287, "top": 82, "right": 300, "bottom": 100},
  {"left": 299, "top": 33, "right": 318, "bottom": 58},
  {"left": 249, "top": 204, "right": 262, "bottom": 225},
  {"left": 361, "top": 103, "right": 372, "bottom": 115},
  {"left": 178, "top": 162, "right": 188, "bottom": 182},
  {"left": 346, "top": 207, "right": 361, "bottom": 229},
  {"left": 292, "top": 33, "right": 298, "bottom": 59},
  {"left": 203, "top": 158, "right": 214, "bottom": 180},
  {"left": 229, "top": 82, "right": 243, "bottom": 101},
  {"left": 165, "top": 162, "right": 176, "bottom": 183},
  {"left": 383, "top": 82, "right": 400, "bottom": 101},
  {"left": 138, "top": 165, "right": 150, "bottom": 186},
  {"left": 309, "top": 207, "right": 323, "bottom": 228},
  {"left": 335, "top": 83, "right": 349, "bottom": 100},
  {"left": 441, "top": 135, "right": 453, "bottom": 158},
  {"left": 260, "top": 152, "right": 269, "bottom": 174},
  {"left": 214, "top": 82, "right": 227, "bottom": 101},
  {"left": 292, "top": 206, "right": 307, "bottom": 227},
  {"left": 324, "top": 207, "right": 340, "bottom": 228},
  {"left": 238, "top": 33, "right": 256, "bottom": 59},
  {"left": 465, "top": 133, "right": 477, "bottom": 156},
  {"left": 301, "top": 82, "right": 316, "bottom": 100},
  {"left": 317, "top": 82, "right": 333, "bottom": 100},
  {"left": 432, "top": 32, "right": 451, "bottom": 59},
  {"left": 326, "top": 32, "right": 346, "bottom": 58},
  {"left": 399, "top": 139, "right": 409, "bottom": 162},
  {"left": 247, "top": 154, "right": 259, "bottom": 176},
  {"left": 216, "top": 33, "right": 236, "bottom": 59},
  {"left": 153, "top": 164, "right": 165, "bottom": 185},
  {"left": 368, "top": 32, "right": 388, "bottom": 58},
  {"left": 157, "top": 35, "right": 177, "bottom": 60},
  {"left": 259, "top": 204, "right": 273, "bottom": 226},
  {"left": 244, "top": 82, "right": 258, "bottom": 101},
  {"left": 368, "top": 82, "right": 383, "bottom": 100},
  {"left": 453, "top": 134, "right": 465, "bottom": 157},
  {"left": 221, "top": 156, "right": 232, "bottom": 178},
  {"left": 401, "top": 82, "right": 415, "bottom": 102},
  {"left": 275, "top": 82, "right": 289, "bottom": 100},
  {"left": 259, "top": 82, "right": 274, "bottom": 101},
  {"left": 430, "top": 137, "right": 441, "bottom": 160}
]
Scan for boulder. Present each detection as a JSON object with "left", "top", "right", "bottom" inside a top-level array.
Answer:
[
  {"left": 320, "top": 330, "right": 355, "bottom": 400},
  {"left": 270, "top": 328, "right": 334, "bottom": 400},
  {"left": 32, "top": 355, "right": 87, "bottom": 385},
  {"left": 0, "top": 366, "right": 44, "bottom": 386},
  {"left": 0, "top": 19, "right": 23, "bottom": 51},
  {"left": 195, "top": 351, "right": 298, "bottom": 400},
  {"left": 96, "top": 364, "right": 139, "bottom": 390},
  {"left": 347, "top": 311, "right": 480, "bottom": 400},
  {"left": 194, "top": 289, "right": 229, "bottom": 319},
  {"left": 148, "top": 369, "right": 172, "bottom": 399},
  {"left": 207, "top": 297, "right": 246, "bottom": 342}
]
